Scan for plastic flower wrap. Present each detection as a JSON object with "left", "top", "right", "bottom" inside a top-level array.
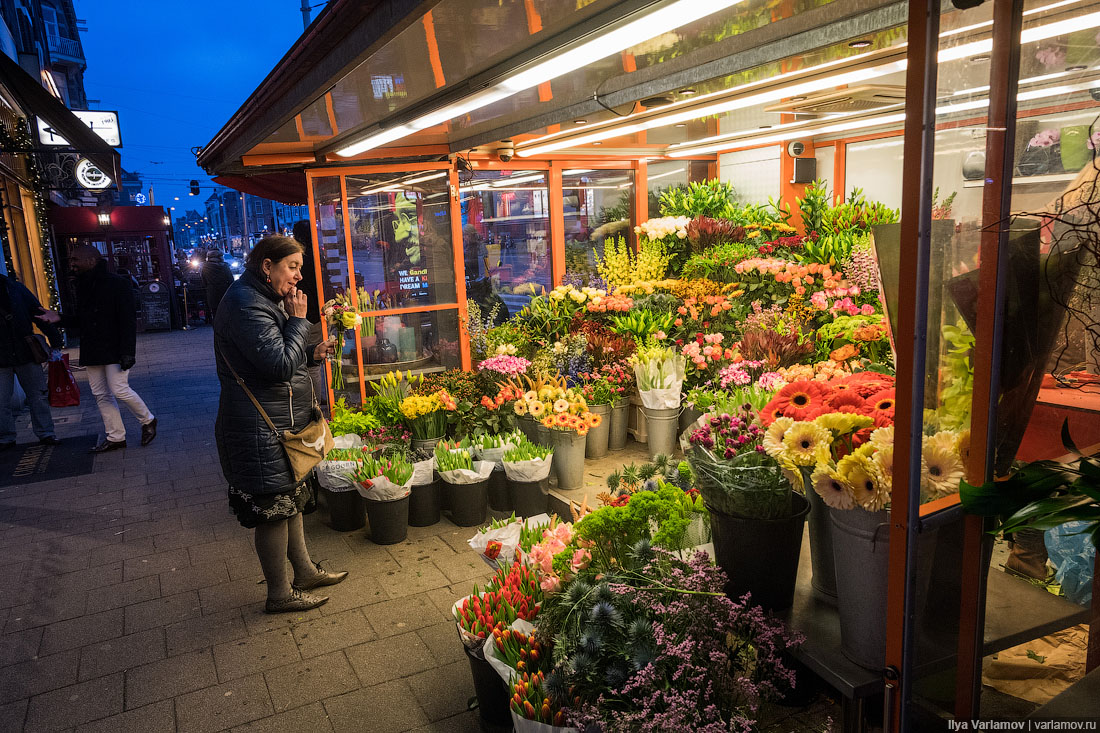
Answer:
[
  {"left": 630, "top": 342, "right": 686, "bottom": 409},
  {"left": 347, "top": 454, "right": 414, "bottom": 500},
  {"left": 686, "top": 406, "right": 790, "bottom": 519}
]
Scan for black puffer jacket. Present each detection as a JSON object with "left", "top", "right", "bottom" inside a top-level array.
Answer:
[
  {"left": 214, "top": 270, "right": 318, "bottom": 496},
  {"left": 72, "top": 260, "right": 137, "bottom": 366}
]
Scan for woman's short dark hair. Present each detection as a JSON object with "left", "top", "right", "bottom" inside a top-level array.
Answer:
[{"left": 245, "top": 235, "right": 304, "bottom": 273}]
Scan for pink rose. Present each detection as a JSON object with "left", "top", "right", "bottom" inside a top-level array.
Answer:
[
  {"left": 570, "top": 548, "right": 592, "bottom": 573},
  {"left": 540, "top": 574, "right": 562, "bottom": 593},
  {"left": 861, "top": 304, "right": 876, "bottom": 315}
]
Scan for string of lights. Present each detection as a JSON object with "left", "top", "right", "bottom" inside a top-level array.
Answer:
[{"left": 0, "top": 117, "right": 61, "bottom": 308}]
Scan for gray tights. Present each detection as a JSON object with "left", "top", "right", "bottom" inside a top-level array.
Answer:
[{"left": 254, "top": 513, "right": 316, "bottom": 600}]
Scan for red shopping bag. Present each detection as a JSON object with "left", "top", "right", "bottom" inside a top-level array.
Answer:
[{"left": 48, "top": 354, "right": 80, "bottom": 407}]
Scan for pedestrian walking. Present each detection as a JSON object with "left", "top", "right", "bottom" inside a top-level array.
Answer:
[
  {"left": 0, "top": 273, "right": 61, "bottom": 448},
  {"left": 201, "top": 250, "right": 235, "bottom": 319},
  {"left": 68, "top": 246, "right": 157, "bottom": 453},
  {"left": 213, "top": 235, "right": 344, "bottom": 613}
]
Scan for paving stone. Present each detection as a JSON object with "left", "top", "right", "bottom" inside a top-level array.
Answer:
[
  {"left": 84, "top": 574, "right": 161, "bottom": 615},
  {"left": 23, "top": 673, "right": 123, "bottom": 733},
  {"left": 0, "top": 648, "right": 79, "bottom": 704},
  {"left": 213, "top": 627, "right": 300, "bottom": 682},
  {"left": 25, "top": 562, "right": 123, "bottom": 596},
  {"left": 188, "top": 537, "right": 255, "bottom": 566},
  {"left": 122, "top": 548, "right": 190, "bottom": 581},
  {"left": 5, "top": 590, "right": 88, "bottom": 632},
  {"left": 175, "top": 673, "right": 273, "bottom": 733},
  {"left": 407, "top": 710, "right": 481, "bottom": 733},
  {"left": 416, "top": 621, "right": 467, "bottom": 666},
  {"left": 240, "top": 603, "right": 325, "bottom": 636},
  {"left": 362, "top": 593, "right": 446, "bottom": 637},
  {"left": 405, "top": 659, "right": 476, "bottom": 723},
  {"left": 199, "top": 578, "right": 267, "bottom": 615},
  {"left": 432, "top": 552, "right": 494, "bottom": 585},
  {"left": 229, "top": 701, "right": 334, "bottom": 733},
  {"left": 316, "top": 573, "right": 388, "bottom": 616},
  {"left": 376, "top": 563, "right": 451, "bottom": 599},
  {"left": 39, "top": 608, "right": 123, "bottom": 656},
  {"left": 340, "top": 550, "right": 402, "bottom": 578},
  {"left": 0, "top": 625, "right": 43, "bottom": 666},
  {"left": 385, "top": 535, "right": 456, "bottom": 567},
  {"left": 424, "top": 584, "right": 465, "bottom": 618},
  {"left": 263, "top": 650, "right": 359, "bottom": 713},
  {"left": 83, "top": 538, "right": 156, "bottom": 567},
  {"left": 0, "top": 699, "right": 27, "bottom": 732},
  {"left": 436, "top": 526, "right": 476, "bottom": 555},
  {"left": 165, "top": 608, "right": 248, "bottom": 656},
  {"left": 323, "top": 680, "right": 430, "bottom": 733},
  {"left": 152, "top": 527, "right": 216, "bottom": 551},
  {"left": 159, "top": 560, "right": 230, "bottom": 595},
  {"left": 124, "top": 647, "right": 217, "bottom": 709},
  {"left": 345, "top": 632, "right": 436, "bottom": 688},
  {"left": 291, "top": 608, "right": 376, "bottom": 659},
  {"left": 74, "top": 699, "right": 174, "bottom": 733},
  {"left": 78, "top": 628, "right": 164, "bottom": 681},
  {"left": 124, "top": 590, "right": 201, "bottom": 634}
]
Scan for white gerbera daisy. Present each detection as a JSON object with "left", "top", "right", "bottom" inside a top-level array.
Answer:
[
  {"left": 811, "top": 463, "right": 856, "bottom": 510},
  {"left": 921, "top": 436, "right": 965, "bottom": 499},
  {"left": 763, "top": 417, "right": 794, "bottom": 459}
]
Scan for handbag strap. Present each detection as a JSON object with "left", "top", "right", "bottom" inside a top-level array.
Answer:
[{"left": 217, "top": 351, "right": 282, "bottom": 438}]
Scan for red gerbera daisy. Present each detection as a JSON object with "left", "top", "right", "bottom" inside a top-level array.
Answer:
[
  {"left": 772, "top": 380, "right": 829, "bottom": 421},
  {"left": 758, "top": 398, "right": 787, "bottom": 427},
  {"left": 826, "top": 389, "right": 867, "bottom": 412},
  {"left": 867, "top": 388, "right": 896, "bottom": 425}
]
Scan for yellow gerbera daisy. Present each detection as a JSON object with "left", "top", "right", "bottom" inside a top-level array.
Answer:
[
  {"left": 763, "top": 417, "right": 794, "bottom": 459},
  {"left": 780, "top": 459, "right": 805, "bottom": 493},
  {"left": 837, "top": 453, "right": 888, "bottom": 512},
  {"left": 513, "top": 400, "right": 528, "bottom": 416},
  {"left": 814, "top": 412, "right": 873, "bottom": 436},
  {"left": 921, "top": 436, "right": 965, "bottom": 499},
  {"left": 781, "top": 421, "right": 832, "bottom": 467},
  {"left": 523, "top": 391, "right": 537, "bottom": 402},
  {"left": 811, "top": 463, "right": 855, "bottom": 510},
  {"left": 528, "top": 400, "right": 546, "bottom": 418},
  {"left": 871, "top": 443, "right": 893, "bottom": 493}
]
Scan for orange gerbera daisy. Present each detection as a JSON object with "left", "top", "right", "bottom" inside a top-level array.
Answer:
[
  {"left": 771, "top": 380, "right": 829, "bottom": 421},
  {"left": 587, "top": 413, "right": 602, "bottom": 428},
  {"left": 865, "top": 389, "right": 896, "bottom": 426}
]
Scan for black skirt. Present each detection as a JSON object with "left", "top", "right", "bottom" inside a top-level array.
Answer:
[{"left": 228, "top": 480, "right": 311, "bottom": 529}]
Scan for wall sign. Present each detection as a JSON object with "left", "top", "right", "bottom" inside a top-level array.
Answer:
[
  {"left": 74, "top": 158, "right": 112, "bottom": 190},
  {"left": 37, "top": 110, "right": 123, "bottom": 147}
]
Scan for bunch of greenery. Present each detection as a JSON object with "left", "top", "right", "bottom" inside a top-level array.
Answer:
[
  {"left": 610, "top": 310, "right": 674, "bottom": 341},
  {"left": 658, "top": 180, "right": 738, "bottom": 219},
  {"left": 938, "top": 320, "right": 974, "bottom": 431},
  {"left": 801, "top": 187, "right": 899, "bottom": 265},
  {"left": 606, "top": 455, "right": 694, "bottom": 495},
  {"left": 328, "top": 398, "right": 381, "bottom": 437}
]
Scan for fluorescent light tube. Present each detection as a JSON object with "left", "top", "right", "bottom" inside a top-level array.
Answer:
[
  {"left": 336, "top": 0, "right": 745, "bottom": 157},
  {"left": 490, "top": 173, "right": 545, "bottom": 186}
]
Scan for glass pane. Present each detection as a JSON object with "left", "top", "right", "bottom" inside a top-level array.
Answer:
[
  {"left": 562, "top": 168, "right": 634, "bottom": 286},
  {"left": 311, "top": 176, "right": 348, "bottom": 303},
  {"left": 460, "top": 169, "right": 551, "bottom": 319},
  {"left": 344, "top": 170, "right": 457, "bottom": 309},
  {"left": 356, "top": 308, "right": 463, "bottom": 380}
]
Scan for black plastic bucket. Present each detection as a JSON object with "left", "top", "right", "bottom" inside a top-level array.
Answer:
[
  {"left": 463, "top": 643, "right": 511, "bottom": 728},
  {"left": 444, "top": 479, "right": 489, "bottom": 527},
  {"left": 507, "top": 477, "right": 548, "bottom": 518},
  {"left": 709, "top": 492, "right": 810, "bottom": 611},
  {"left": 408, "top": 480, "right": 441, "bottom": 527},
  {"left": 320, "top": 487, "right": 365, "bottom": 532},
  {"left": 487, "top": 468, "right": 512, "bottom": 513},
  {"left": 363, "top": 494, "right": 410, "bottom": 545}
]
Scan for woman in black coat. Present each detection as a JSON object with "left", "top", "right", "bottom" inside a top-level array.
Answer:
[{"left": 214, "top": 235, "right": 346, "bottom": 613}]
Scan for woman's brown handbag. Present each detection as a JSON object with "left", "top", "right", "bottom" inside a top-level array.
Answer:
[{"left": 221, "top": 356, "right": 334, "bottom": 482}]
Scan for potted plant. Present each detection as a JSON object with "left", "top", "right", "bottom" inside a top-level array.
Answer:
[
  {"left": 579, "top": 373, "right": 614, "bottom": 458},
  {"left": 631, "top": 341, "right": 686, "bottom": 458},
  {"left": 400, "top": 389, "right": 456, "bottom": 451},
  {"left": 349, "top": 454, "right": 414, "bottom": 545},
  {"left": 436, "top": 444, "right": 493, "bottom": 526},
  {"left": 502, "top": 438, "right": 554, "bottom": 517},
  {"left": 685, "top": 406, "right": 808, "bottom": 611},
  {"left": 539, "top": 409, "right": 598, "bottom": 491}
]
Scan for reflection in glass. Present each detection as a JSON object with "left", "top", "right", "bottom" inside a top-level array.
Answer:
[
  {"left": 460, "top": 170, "right": 552, "bottom": 321},
  {"left": 310, "top": 176, "right": 348, "bottom": 303},
  {"left": 356, "top": 308, "right": 462, "bottom": 376},
  {"left": 344, "top": 171, "right": 458, "bottom": 309},
  {"left": 562, "top": 169, "right": 634, "bottom": 286}
]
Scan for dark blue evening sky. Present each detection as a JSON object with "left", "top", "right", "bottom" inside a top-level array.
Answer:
[{"left": 75, "top": 0, "right": 315, "bottom": 211}]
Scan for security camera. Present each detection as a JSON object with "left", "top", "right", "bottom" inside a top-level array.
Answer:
[{"left": 495, "top": 140, "right": 515, "bottom": 163}]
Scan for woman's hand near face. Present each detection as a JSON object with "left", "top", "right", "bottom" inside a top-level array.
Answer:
[{"left": 284, "top": 287, "right": 308, "bottom": 319}]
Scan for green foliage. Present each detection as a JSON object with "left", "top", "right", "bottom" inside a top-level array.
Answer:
[
  {"left": 610, "top": 310, "right": 674, "bottom": 341},
  {"left": 960, "top": 420, "right": 1100, "bottom": 548},
  {"left": 681, "top": 240, "right": 760, "bottom": 282},
  {"left": 484, "top": 320, "right": 531, "bottom": 359},
  {"left": 796, "top": 179, "right": 830, "bottom": 235},
  {"left": 799, "top": 187, "right": 898, "bottom": 265},
  {"left": 329, "top": 398, "right": 381, "bottom": 437},
  {"left": 813, "top": 314, "right": 884, "bottom": 362},
  {"left": 658, "top": 180, "right": 738, "bottom": 219},
  {"left": 939, "top": 320, "right": 974, "bottom": 430}
]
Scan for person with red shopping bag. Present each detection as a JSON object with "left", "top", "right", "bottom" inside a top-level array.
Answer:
[
  {"left": 0, "top": 272, "right": 62, "bottom": 449},
  {"left": 68, "top": 246, "right": 156, "bottom": 453},
  {"left": 48, "top": 353, "right": 80, "bottom": 408}
]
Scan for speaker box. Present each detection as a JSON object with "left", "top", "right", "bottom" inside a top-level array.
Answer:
[{"left": 791, "top": 157, "right": 817, "bottom": 184}]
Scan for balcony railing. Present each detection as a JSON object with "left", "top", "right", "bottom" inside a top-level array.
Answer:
[{"left": 47, "top": 34, "right": 83, "bottom": 60}]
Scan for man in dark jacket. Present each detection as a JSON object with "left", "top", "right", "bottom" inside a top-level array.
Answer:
[
  {"left": 69, "top": 246, "right": 156, "bottom": 452},
  {"left": 201, "top": 250, "right": 235, "bottom": 319},
  {"left": 0, "top": 273, "right": 61, "bottom": 448}
]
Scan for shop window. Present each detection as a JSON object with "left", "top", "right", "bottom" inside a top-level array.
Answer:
[
  {"left": 460, "top": 170, "right": 551, "bottom": 322},
  {"left": 718, "top": 147, "right": 780, "bottom": 205},
  {"left": 562, "top": 168, "right": 634, "bottom": 287},
  {"left": 310, "top": 176, "right": 348, "bottom": 303},
  {"left": 344, "top": 171, "right": 457, "bottom": 309},
  {"left": 845, "top": 139, "right": 903, "bottom": 209}
]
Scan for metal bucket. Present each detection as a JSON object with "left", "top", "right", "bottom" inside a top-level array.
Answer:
[
  {"left": 641, "top": 406, "right": 679, "bottom": 458},
  {"left": 549, "top": 430, "right": 586, "bottom": 490},
  {"left": 830, "top": 508, "right": 890, "bottom": 669},
  {"left": 585, "top": 403, "right": 611, "bottom": 459},
  {"left": 608, "top": 401, "right": 629, "bottom": 451}
]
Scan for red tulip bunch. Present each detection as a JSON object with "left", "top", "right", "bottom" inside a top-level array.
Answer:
[
  {"left": 510, "top": 670, "right": 565, "bottom": 726},
  {"left": 492, "top": 626, "right": 542, "bottom": 673}
]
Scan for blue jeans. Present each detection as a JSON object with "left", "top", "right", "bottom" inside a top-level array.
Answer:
[{"left": 0, "top": 362, "right": 55, "bottom": 444}]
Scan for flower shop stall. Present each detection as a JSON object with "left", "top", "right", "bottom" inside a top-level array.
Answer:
[{"left": 201, "top": 0, "right": 1100, "bottom": 729}]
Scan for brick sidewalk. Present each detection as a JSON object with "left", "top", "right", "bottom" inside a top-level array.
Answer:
[{"left": 0, "top": 328, "right": 490, "bottom": 733}]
